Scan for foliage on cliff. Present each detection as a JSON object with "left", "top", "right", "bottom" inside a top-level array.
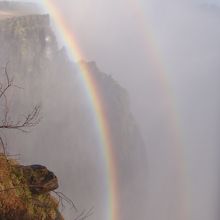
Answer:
[{"left": 0, "top": 154, "right": 63, "bottom": 220}]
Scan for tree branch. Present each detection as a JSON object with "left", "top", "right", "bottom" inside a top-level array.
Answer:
[{"left": 0, "top": 64, "right": 41, "bottom": 154}]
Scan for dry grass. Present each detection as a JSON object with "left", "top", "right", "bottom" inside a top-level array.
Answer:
[{"left": 0, "top": 154, "right": 63, "bottom": 220}]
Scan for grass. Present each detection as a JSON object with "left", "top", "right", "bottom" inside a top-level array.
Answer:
[{"left": 0, "top": 154, "right": 63, "bottom": 220}]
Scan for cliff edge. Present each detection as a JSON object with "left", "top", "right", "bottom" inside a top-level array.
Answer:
[{"left": 0, "top": 154, "right": 63, "bottom": 220}]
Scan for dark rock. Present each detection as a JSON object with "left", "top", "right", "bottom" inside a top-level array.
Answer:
[{"left": 15, "top": 164, "right": 58, "bottom": 194}]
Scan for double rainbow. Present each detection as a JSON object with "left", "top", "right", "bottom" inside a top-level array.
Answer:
[{"left": 42, "top": 1, "right": 189, "bottom": 220}]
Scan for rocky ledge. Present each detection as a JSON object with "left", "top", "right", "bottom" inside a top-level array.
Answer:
[{"left": 0, "top": 154, "right": 63, "bottom": 220}]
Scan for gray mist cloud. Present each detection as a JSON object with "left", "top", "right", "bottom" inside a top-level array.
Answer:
[
  {"left": 44, "top": 1, "right": 220, "bottom": 220},
  {"left": 1, "top": 1, "right": 220, "bottom": 220}
]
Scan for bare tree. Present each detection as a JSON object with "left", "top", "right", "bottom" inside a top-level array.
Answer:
[{"left": 0, "top": 63, "right": 41, "bottom": 155}]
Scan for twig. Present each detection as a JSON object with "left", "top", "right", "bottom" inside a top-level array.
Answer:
[
  {"left": 53, "top": 190, "right": 78, "bottom": 212},
  {"left": 74, "top": 208, "right": 94, "bottom": 220}
]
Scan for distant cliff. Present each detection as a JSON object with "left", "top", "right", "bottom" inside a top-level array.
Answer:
[{"left": 0, "top": 4, "right": 147, "bottom": 220}]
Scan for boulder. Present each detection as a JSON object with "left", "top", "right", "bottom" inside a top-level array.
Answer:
[{"left": 14, "top": 164, "right": 59, "bottom": 194}]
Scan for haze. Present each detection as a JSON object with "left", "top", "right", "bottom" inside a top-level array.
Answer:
[{"left": 3, "top": 0, "right": 220, "bottom": 220}]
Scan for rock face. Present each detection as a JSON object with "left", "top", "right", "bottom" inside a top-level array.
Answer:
[
  {"left": 14, "top": 164, "right": 59, "bottom": 194},
  {"left": 0, "top": 3, "right": 147, "bottom": 220},
  {"left": 0, "top": 155, "right": 63, "bottom": 220}
]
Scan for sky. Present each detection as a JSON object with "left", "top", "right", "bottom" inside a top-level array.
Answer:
[{"left": 2, "top": 1, "right": 220, "bottom": 220}]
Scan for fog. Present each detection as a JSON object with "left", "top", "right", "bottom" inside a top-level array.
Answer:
[
  {"left": 1, "top": 0, "right": 220, "bottom": 220},
  {"left": 39, "top": 1, "right": 220, "bottom": 220}
]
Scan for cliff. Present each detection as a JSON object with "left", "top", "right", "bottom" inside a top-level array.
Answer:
[
  {"left": 0, "top": 1, "right": 41, "bottom": 20},
  {"left": 0, "top": 3, "right": 147, "bottom": 220},
  {"left": 0, "top": 154, "right": 63, "bottom": 220}
]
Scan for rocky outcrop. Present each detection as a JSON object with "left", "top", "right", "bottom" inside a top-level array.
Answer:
[
  {"left": 14, "top": 164, "right": 58, "bottom": 194},
  {"left": 0, "top": 154, "right": 63, "bottom": 220}
]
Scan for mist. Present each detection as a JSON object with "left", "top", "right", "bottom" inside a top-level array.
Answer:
[
  {"left": 39, "top": 1, "right": 220, "bottom": 219},
  {"left": 1, "top": 0, "right": 220, "bottom": 220}
]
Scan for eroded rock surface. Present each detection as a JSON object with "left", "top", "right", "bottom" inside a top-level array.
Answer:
[
  {"left": 14, "top": 164, "right": 59, "bottom": 194},
  {"left": 0, "top": 155, "right": 63, "bottom": 220}
]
